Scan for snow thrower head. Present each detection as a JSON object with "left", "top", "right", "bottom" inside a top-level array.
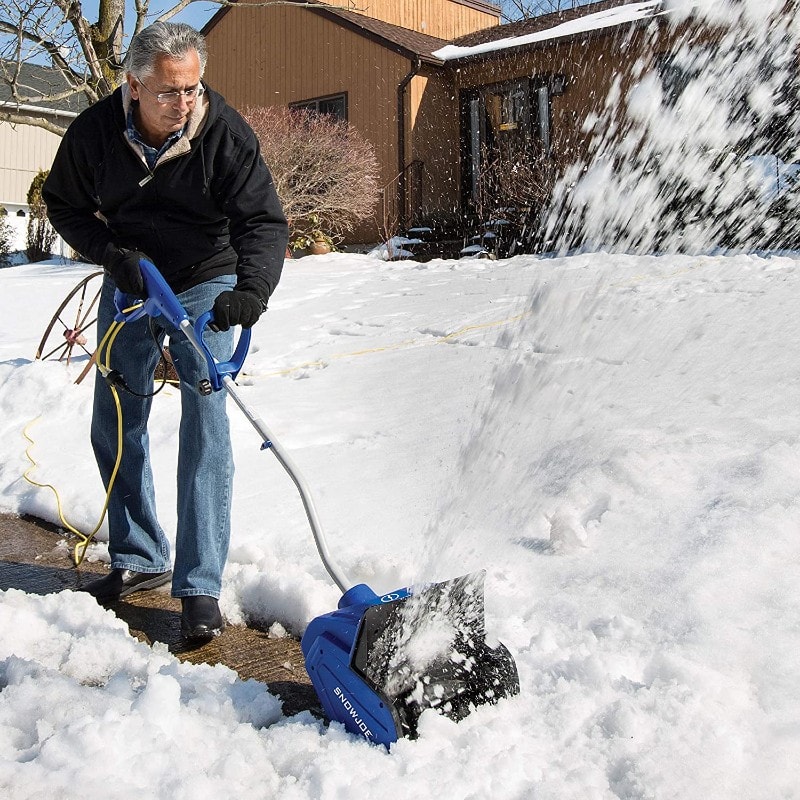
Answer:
[
  {"left": 121, "top": 259, "right": 519, "bottom": 747},
  {"left": 301, "top": 571, "right": 520, "bottom": 746}
]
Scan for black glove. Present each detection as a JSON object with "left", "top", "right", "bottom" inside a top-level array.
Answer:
[
  {"left": 212, "top": 290, "right": 264, "bottom": 331},
  {"left": 102, "top": 244, "right": 147, "bottom": 296}
]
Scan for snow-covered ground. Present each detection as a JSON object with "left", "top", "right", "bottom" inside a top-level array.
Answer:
[{"left": 1, "top": 251, "right": 799, "bottom": 797}]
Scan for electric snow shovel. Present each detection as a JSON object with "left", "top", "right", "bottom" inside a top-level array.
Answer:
[{"left": 115, "top": 259, "right": 520, "bottom": 746}]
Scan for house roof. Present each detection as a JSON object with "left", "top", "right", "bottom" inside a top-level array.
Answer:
[
  {"left": 306, "top": 5, "right": 450, "bottom": 65},
  {"left": 0, "top": 61, "right": 89, "bottom": 116},
  {"left": 201, "top": 0, "right": 665, "bottom": 68},
  {"left": 203, "top": 1, "right": 453, "bottom": 66},
  {"left": 436, "top": 0, "right": 664, "bottom": 61}
]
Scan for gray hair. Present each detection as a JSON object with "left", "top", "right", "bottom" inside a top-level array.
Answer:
[{"left": 123, "top": 22, "right": 208, "bottom": 79}]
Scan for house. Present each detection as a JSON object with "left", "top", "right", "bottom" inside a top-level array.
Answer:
[
  {"left": 202, "top": 0, "right": 500, "bottom": 247},
  {"left": 202, "top": 0, "right": 671, "bottom": 250},
  {"left": 0, "top": 63, "right": 84, "bottom": 246},
  {"left": 0, "top": 62, "right": 86, "bottom": 252},
  {"left": 0, "top": 1, "right": 674, "bottom": 256}
]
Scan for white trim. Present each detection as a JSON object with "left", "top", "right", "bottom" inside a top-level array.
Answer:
[
  {"left": 433, "top": 1, "right": 663, "bottom": 60},
  {"left": 0, "top": 101, "right": 79, "bottom": 119}
]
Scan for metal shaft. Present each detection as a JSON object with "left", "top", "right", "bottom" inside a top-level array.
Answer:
[{"left": 179, "top": 319, "right": 351, "bottom": 594}]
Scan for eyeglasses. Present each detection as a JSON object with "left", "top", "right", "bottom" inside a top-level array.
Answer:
[{"left": 137, "top": 78, "right": 205, "bottom": 104}]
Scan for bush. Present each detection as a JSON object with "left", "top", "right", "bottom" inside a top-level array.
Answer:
[
  {"left": 472, "top": 140, "right": 562, "bottom": 255},
  {"left": 243, "top": 106, "right": 379, "bottom": 245},
  {"left": 26, "top": 169, "right": 56, "bottom": 262}
]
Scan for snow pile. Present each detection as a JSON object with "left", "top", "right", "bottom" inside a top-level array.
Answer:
[{"left": 1, "top": 252, "right": 799, "bottom": 796}]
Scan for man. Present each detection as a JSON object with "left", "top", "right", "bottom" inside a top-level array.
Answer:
[{"left": 43, "top": 22, "right": 288, "bottom": 641}]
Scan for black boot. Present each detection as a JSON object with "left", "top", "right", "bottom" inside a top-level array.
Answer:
[
  {"left": 181, "top": 596, "right": 224, "bottom": 641},
  {"left": 79, "top": 568, "right": 172, "bottom": 603}
]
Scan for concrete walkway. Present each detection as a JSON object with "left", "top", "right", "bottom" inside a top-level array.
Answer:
[{"left": 0, "top": 513, "right": 320, "bottom": 718}]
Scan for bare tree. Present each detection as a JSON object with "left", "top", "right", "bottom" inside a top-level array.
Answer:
[
  {"left": 0, "top": 1, "right": 357, "bottom": 135},
  {"left": 501, "top": 0, "right": 588, "bottom": 23}
]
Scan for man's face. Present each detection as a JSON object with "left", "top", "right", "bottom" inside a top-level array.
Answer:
[{"left": 127, "top": 50, "right": 202, "bottom": 147}]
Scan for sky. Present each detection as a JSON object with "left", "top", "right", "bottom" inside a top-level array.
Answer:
[
  {"left": 1, "top": 247, "right": 799, "bottom": 797},
  {"left": 86, "top": 0, "right": 596, "bottom": 36}
]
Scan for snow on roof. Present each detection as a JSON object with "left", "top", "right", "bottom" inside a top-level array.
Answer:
[{"left": 432, "top": 0, "right": 663, "bottom": 61}]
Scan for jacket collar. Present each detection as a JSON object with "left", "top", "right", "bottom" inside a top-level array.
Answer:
[{"left": 119, "top": 81, "right": 209, "bottom": 167}]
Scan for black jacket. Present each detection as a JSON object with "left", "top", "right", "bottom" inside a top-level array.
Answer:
[{"left": 42, "top": 84, "right": 288, "bottom": 304}]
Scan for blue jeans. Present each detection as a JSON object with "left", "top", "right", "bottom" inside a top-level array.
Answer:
[{"left": 91, "top": 274, "right": 236, "bottom": 598}]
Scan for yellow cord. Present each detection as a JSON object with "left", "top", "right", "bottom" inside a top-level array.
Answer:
[{"left": 22, "top": 313, "right": 134, "bottom": 567}]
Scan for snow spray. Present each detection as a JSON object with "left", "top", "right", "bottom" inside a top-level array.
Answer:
[
  {"left": 412, "top": 0, "right": 800, "bottom": 585},
  {"left": 369, "top": 1, "right": 799, "bottom": 697},
  {"left": 546, "top": 0, "right": 800, "bottom": 254}
]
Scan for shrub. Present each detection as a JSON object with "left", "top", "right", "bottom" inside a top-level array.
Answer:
[
  {"left": 472, "top": 140, "right": 563, "bottom": 255},
  {"left": 243, "top": 106, "right": 379, "bottom": 245},
  {"left": 26, "top": 169, "right": 56, "bottom": 262}
]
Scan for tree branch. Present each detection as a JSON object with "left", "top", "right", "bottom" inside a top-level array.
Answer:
[
  {"left": 502, "top": 0, "right": 580, "bottom": 22},
  {"left": 153, "top": 0, "right": 366, "bottom": 25},
  {"left": 0, "top": 109, "right": 68, "bottom": 136},
  {"left": 0, "top": 19, "right": 80, "bottom": 81},
  {"left": 0, "top": 0, "right": 368, "bottom": 137},
  {"left": 53, "top": 0, "right": 115, "bottom": 94}
]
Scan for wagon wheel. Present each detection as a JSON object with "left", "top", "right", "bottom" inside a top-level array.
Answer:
[{"left": 35, "top": 270, "right": 104, "bottom": 378}]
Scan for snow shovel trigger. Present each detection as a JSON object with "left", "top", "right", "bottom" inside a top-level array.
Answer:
[{"left": 301, "top": 571, "right": 520, "bottom": 746}]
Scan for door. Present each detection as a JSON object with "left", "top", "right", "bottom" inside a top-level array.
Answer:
[{"left": 461, "top": 77, "right": 551, "bottom": 209}]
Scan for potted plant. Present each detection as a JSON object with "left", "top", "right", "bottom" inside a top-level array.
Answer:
[{"left": 290, "top": 214, "right": 338, "bottom": 255}]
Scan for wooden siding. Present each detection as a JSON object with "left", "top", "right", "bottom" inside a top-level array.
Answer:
[
  {"left": 0, "top": 121, "right": 64, "bottom": 206},
  {"left": 205, "top": 3, "right": 425, "bottom": 241},
  {"left": 345, "top": 0, "right": 500, "bottom": 39},
  {"left": 409, "top": 70, "right": 461, "bottom": 224}
]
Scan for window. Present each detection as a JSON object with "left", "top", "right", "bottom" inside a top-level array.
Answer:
[
  {"left": 290, "top": 93, "right": 347, "bottom": 121},
  {"left": 484, "top": 80, "right": 529, "bottom": 133},
  {"left": 476, "top": 78, "right": 551, "bottom": 154},
  {"left": 657, "top": 54, "right": 691, "bottom": 108}
]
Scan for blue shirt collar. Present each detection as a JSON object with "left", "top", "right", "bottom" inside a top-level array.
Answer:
[{"left": 126, "top": 106, "right": 185, "bottom": 170}]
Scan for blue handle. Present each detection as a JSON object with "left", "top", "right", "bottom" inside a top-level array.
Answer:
[
  {"left": 194, "top": 310, "right": 251, "bottom": 391},
  {"left": 113, "top": 258, "right": 250, "bottom": 391},
  {"left": 113, "top": 258, "right": 190, "bottom": 328}
]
